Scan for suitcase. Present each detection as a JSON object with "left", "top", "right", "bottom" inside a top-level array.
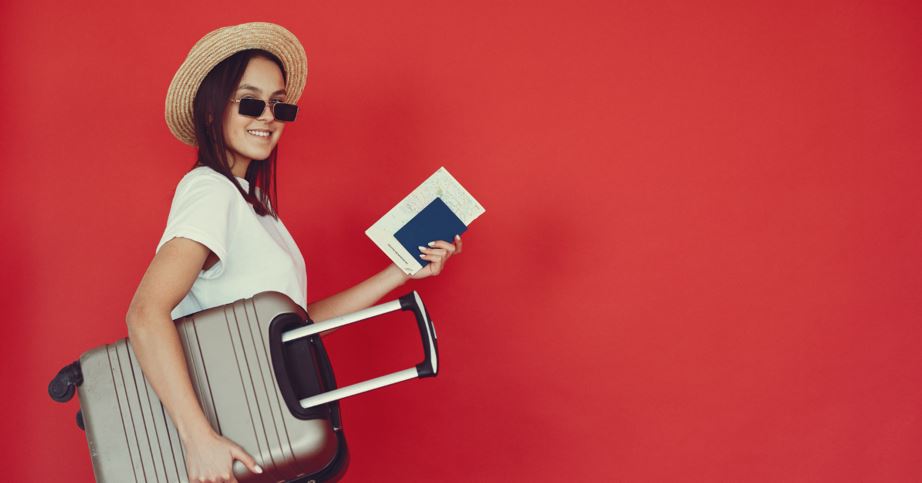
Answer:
[{"left": 49, "top": 290, "right": 439, "bottom": 482}]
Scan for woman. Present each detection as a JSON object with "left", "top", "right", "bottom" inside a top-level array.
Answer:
[{"left": 126, "top": 22, "right": 462, "bottom": 483}]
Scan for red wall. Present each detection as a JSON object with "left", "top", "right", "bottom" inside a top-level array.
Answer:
[{"left": 2, "top": 1, "right": 920, "bottom": 481}]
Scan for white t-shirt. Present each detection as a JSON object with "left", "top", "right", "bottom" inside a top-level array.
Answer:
[{"left": 156, "top": 166, "right": 307, "bottom": 320}]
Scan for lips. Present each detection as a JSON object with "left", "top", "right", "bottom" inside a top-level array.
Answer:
[{"left": 247, "top": 129, "right": 272, "bottom": 138}]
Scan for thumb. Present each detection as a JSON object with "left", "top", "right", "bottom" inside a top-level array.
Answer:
[{"left": 230, "top": 444, "right": 263, "bottom": 475}]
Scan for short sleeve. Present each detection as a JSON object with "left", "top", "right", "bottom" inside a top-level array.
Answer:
[{"left": 156, "top": 174, "right": 239, "bottom": 280}]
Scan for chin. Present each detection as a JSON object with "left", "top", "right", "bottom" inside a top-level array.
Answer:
[
  {"left": 247, "top": 148, "right": 274, "bottom": 160},
  {"left": 240, "top": 143, "right": 275, "bottom": 160},
  {"left": 227, "top": 132, "right": 278, "bottom": 162}
]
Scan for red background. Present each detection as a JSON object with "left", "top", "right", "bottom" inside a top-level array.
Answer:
[{"left": 1, "top": 1, "right": 921, "bottom": 481}]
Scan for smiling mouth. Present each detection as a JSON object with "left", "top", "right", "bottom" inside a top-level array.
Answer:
[{"left": 247, "top": 129, "right": 272, "bottom": 138}]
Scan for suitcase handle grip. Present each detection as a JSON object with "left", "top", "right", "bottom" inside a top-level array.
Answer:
[
  {"left": 281, "top": 291, "right": 439, "bottom": 410},
  {"left": 400, "top": 290, "right": 438, "bottom": 378}
]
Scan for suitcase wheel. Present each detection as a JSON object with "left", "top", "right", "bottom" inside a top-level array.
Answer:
[
  {"left": 76, "top": 410, "right": 85, "bottom": 431},
  {"left": 48, "top": 361, "right": 83, "bottom": 403}
]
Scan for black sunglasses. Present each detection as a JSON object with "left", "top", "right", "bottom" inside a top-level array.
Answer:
[{"left": 231, "top": 97, "right": 298, "bottom": 122}]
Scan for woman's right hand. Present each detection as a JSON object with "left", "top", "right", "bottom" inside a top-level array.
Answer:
[
  {"left": 183, "top": 428, "right": 263, "bottom": 483},
  {"left": 127, "top": 236, "right": 262, "bottom": 482}
]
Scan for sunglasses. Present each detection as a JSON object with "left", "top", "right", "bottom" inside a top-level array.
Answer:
[{"left": 230, "top": 97, "right": 298, "bottom": 122}]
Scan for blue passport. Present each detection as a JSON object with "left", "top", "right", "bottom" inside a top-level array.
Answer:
[{"left": 394, "top": 197, "right": 467, "bottom": 268}]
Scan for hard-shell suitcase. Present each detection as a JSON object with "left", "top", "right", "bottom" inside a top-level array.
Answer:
[{"left": 49, "top": 291, "right": 439, "bottom": 482}]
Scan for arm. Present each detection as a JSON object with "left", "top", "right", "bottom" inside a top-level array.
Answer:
[
  {"left": 306, "top": 263, "right": 410, "bottom": 323},
  {"left": 126, "top": 237, "right": 262, "bottom": 482},
  {"left": 306, "top": 236, "right": 463, "bottom": 324}
]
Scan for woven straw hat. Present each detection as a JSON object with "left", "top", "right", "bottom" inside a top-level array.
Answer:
[{"left": 165, "top": 21, "right": 307, "bottom": 146}]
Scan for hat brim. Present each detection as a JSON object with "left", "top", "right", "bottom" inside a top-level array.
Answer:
[{"left": 165, "top": 22, "right": 307, "bottom": 146}]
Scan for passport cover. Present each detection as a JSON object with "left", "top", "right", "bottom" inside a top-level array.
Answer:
[{"left": 394, "top": 197, "right": 468, "bottom": 268}]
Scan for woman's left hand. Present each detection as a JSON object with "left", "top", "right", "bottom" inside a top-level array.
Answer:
[{"left": 410, "top": 235, "right": 463, "bottom": 280}]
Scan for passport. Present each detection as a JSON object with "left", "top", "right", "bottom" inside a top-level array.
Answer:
[
  {"left": 394, "top": 197, "right": 468, "bottom": 269},
  {"left": 365, "top": 167, "right": 485, "bottom": 275}
]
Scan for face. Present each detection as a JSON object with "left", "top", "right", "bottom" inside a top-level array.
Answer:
[{"left": 223, "top": 56, "right": 288, "bottom": 169}]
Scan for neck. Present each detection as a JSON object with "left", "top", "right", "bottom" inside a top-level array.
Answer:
[{"left": 227, "top": 153, "right": 251, "bottom": 179}]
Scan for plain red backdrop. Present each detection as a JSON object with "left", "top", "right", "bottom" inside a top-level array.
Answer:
[{"left": 1, "top": 1, "right": 920, "bottom": 481}]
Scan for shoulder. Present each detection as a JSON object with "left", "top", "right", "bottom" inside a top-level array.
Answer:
[
  {"left": 170, "top": 167, "right": 241, "bottom": 208},
  {"left": 177, "top": 166, "right": 237, "bottom": 192}
]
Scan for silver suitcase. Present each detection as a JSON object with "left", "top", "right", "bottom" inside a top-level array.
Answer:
[{"left": 49, "top": 291, "right": 439, "bottom": 482}]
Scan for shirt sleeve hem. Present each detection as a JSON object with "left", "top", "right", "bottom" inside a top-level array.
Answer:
[{"left": 156, "top": 226, "right": 229, "bottom": 280}]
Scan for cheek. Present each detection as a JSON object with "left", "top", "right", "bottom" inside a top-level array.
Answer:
[{"left": 222, "top": 115, "right": 237, "bottom": 140}]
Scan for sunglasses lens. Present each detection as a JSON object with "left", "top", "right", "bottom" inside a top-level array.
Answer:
[
  {"left": 236, "top": 98, "right": 298, "bottom": 122},
  {"left": 238, "top": 98, "right": 266, "bottom": 117},
  {"left": 274, "top": 103, "right": 298, "bottom": 122}
]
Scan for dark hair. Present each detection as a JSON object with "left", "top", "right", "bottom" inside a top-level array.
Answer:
[{"left": 192, "top": 49, "right": 284, "bottom": 218}]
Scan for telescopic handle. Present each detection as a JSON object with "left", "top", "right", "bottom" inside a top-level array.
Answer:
[{"left": 282, "top": 291, "right": 439, "bottom": 410}]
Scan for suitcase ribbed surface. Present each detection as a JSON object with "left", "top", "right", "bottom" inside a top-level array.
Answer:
[{"left": 77, "top": 292, "right": 339, "bottom": 483}]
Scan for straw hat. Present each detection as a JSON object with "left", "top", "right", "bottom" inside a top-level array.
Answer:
[{"left": 165, "top": 21, "right": 308, "bottom": 146}]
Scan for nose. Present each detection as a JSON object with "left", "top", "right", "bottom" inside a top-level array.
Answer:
[{"left": 257, "top": 101, "right": 275, "bottom": 122}]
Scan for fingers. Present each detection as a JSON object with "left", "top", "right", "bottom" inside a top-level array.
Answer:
[
  {"left": 418, "top": 236, "right": 463, "bottom": 260},
  {"left": 191, "top": 473, "right": 235, "bottom": 483},
  {"left": 429, "top": 239, "right": 458, "bottom": 255},
  {"left": 230, "top": 444, "right": 263, "bottom": 476},
  {"left": 413, "top": 236, "right": 464, "bottom": 279},
  {"left": 191, "top": 477, "right": 230, "bottom": 483},
  {"left": 418, "top": 247, "right": 449, "bottom": 260},
  {"left": 418, "top": 254, "right": 443, "bottom": 276},
  {"left": 418, "top": 249, "right": 446, "bottom": 276}
]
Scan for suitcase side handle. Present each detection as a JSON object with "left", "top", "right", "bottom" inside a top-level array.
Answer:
[{"left": 282, "top": 290, "right": 439, "bottom": 410}]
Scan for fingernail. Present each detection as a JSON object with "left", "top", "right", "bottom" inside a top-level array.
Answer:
[
  {"left": 420, "top": 254, "right": 426, "bottom": 259},
  {"left": 254, "top": 465, "right": 263, "bottom": 474},
  {"left": 455, "top": 235, "right": 460, "bottom": 241},
  {"left": 428, "top": 241, "right": 436, "bottom": 247}
]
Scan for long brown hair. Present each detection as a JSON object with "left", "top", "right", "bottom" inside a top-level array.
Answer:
[{"left": 192, "top": 49, "right": 285, "bottom": 218}]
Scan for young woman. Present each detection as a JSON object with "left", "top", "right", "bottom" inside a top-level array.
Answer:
[{"left": 126, "top": 22, "right": 462, "bottom": 483}]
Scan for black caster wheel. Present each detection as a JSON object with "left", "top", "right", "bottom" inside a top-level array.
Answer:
[{"left": 48, "top": 361, "right": 83, "bottom": 403}]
